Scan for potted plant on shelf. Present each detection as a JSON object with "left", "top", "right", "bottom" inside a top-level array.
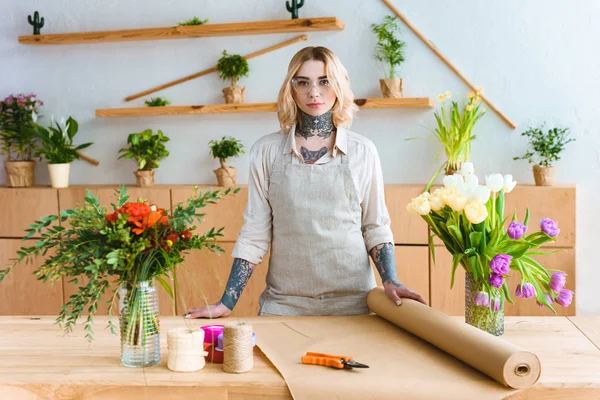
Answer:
[
  {"left": 118, "top": 129, "right": 169, "bottom": 187},
  {"left": 209, "top": 135, "right": 245, "bottom": 187},
  {"left": 0, "top": 185, "right": 239, "bottom": 367},
  {"left": 371, "top": 15, "right": 407, "bottom": 98},
  {"left": 407, "top": 162, "right": 573, "bottom": 336},
  {"left": 177, "top": 16, "right": 209, "bottom": 26},
  {"left": 0, "top": 93, "right": 42, "bottom": 187},
  {"left": 144, "top": 97, "right": 171, "bottom": 107},
  {"left": 513, "top": 124, "right": 575, "bottom": 186},
  {"left": 216, "top": 50, "right": 250, "bottom": 104},
  {"left": 34, "top": 116, "right": 93, "bottom": 189}
]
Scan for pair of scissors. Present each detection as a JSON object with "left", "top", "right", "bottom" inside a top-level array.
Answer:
[{"left": 301, "top": 352, "right": 369, "bottom": 370}]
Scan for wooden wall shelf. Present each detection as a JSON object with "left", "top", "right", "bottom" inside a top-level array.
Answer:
[
  {"left": 18, "top": 17, "right": 344, "bottom": 46},
  {"left": 95, "top": 97, "right": 434, "bottom": 117}
]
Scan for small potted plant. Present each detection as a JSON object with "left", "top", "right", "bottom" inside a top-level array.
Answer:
[
  {"left": 216, "top": 50, "right": 250, "bottom": 104},
  {"left": 0, "top": 93, "right": 42, "bottom": 187},
  {"left": 118, "top": 129, "right": 169, "bottom": 187},
  {"left": 209, "top": 136, "right": 244, "bottom": 187},
  {"left": 34, "top": 116, "right": 93, "bottom": 188},
  {"left": 177, "top": 16, "right": 209, "bottom": 26},
  {"left": 513, "top": 124, "right": 575, "bottom": 186},
  {"left": 144, "top": 97, "right": 171, "bottom": 107},
  {"left": 371, "top": 15, "right": 407, "bottom": 98}
]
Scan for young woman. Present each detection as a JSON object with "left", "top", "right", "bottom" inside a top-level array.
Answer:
[{"left": 187, "top": 46, "right": 427, "bottom": 318}]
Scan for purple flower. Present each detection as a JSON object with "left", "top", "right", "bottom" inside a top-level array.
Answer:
[
  {"left": 490, "top": 297, "right": 501, "bottom": 312},
  {"left": 536, "top": 294, "right": 554, "bottom": 308},
  {"left": 540, "top": 218, "right": 560, "bottom": 237},
  {"left": 488, "top": 273, "right": 504, "bottom": 289},
  {"left": 549, "top": 272, "right": 567, "bottom": 292},
  {"left": 490, "top": 254, "right": 512, "bottom": 275},
  {"left": 556, "top": 289, "right": 574, "bottom": 307},
  {"left": 507, "top": 221, "right": 527, "bottom": 240},
  {"left": 473, "top": 291, "right": 489, "bottom": 307},
  {"left": 516, "top": 283, "right": 536, "bottom": 298}
]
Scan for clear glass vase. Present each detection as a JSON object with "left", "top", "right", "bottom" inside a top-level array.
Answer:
[
  {"left": 465, "top": 272, "right": 504, "bottom": 336},
  {"left": 118, "top": 280, "right": 161, "bottom": 368}
]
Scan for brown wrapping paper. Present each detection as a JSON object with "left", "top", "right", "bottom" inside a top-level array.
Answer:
[
  {"left": 367, "top": 287, "right": 541, "bottom": 389},
  {"left": 253, "top": 287, "right": 541, "bottom": 400}
]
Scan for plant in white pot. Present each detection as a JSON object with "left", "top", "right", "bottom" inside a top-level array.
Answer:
[
  {"left": 118, "top": 129, "right": 169, "bottom": 187},
  {"left": 216, "top": 50, "right": 250, "bottom": 104},
  {"left": 34, "top": 116, "right": 93, "bottom": 189},
  {"left": 513, "top": 124, "right": 575, "bottom": 186},
  {"left": 371, "top": 15, "right": 407, "bottom": 98},
  {"left": 0, "top": 93, "right": 42, "bottom": 187},
  {"left": 209, "top": 136, "right": 244, "bottom": 187}
]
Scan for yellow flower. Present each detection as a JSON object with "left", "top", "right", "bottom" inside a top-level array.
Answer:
[
  {"left": 445, "top": 91, "right": 451, "bottom": 98},
  {"left": 482, "top": 108, "right": 487, "bottom": 113},
  {"left": 446, "top": 192, "right": 467, "bottom": 212},
  {"left": 464, "top": 200, "right": 488, "bottom": 224},
  {"left": 166, "top": 240, "right": 173, "bottom": 247},
  {"left": 430, "top": 194, "right": 445, "bottom": 211},
  {"left": 466, "top": 104, "right": 473, "bottom": 111},
  {"left": 438, "top": 94, "right": 445, "bottom": 101},
  {"left": 467, "top": 92, "right": 475, "bottom": 99},
  {"left": 407, "top": 193, "right": 431, "bottom": 216},
  {"left": 477, "top": 86, "right": 484, "bottom": 93}
]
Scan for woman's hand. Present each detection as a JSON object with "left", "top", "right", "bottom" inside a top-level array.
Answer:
[
  {"left": 185, "top": 301, "right": 232, "bottom": 319},
  {"left": 383, "top": 280, "right": 428, "bottom": 306}
]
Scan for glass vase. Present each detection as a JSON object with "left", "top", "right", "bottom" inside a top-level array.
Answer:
[
  {"left": 118, "top": 280, "right": 161, "bottom": 368},
  {"left": 464, "top": 272, "right": 504, "bottom": 336}
]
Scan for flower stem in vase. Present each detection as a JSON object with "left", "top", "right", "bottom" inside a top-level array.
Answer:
[{"left": 465, "top": 272, "right": 504, "bottom": 336}]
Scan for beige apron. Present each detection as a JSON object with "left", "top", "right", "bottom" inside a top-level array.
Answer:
[{"left": 258, "top": 135, "right": 377, "bottom": 316}]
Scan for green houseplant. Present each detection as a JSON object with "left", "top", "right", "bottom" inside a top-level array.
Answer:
[
  {"left": 513, "top": 125, "right": 575, "bottom": 186},
  {"left": 0, "top": 184, "right": 239, "bottom": 367},
  {"left": 216, "top": 50, "right": 250, "bottom": 104},
  {"left": 371, "top": 15, "right": 407, "bottom": 98},
  {"left": 144, "top": 97, "right": 171, "bottom": 107},
  {"left": 177, "top": 16, "right": 209, "bottom": 26},
  {"left": 209, "top": 136, "right": 245, "bottom": 187},
  {"left": 34, "top": 116, "right": 93, "bottom": 188},
  {"left": 0, "top": 93, "right": 42, "bottom": 187},
  {"left": 118, "top": 129, "right": 169, "bottom": 187}
]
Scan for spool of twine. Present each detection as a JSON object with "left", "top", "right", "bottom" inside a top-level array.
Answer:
[
  {"left": 167, "top": 327, "right": 208, "bottom": 372},
  {"left": 222, "top": 323, "right": 254, "bottom": 373}
]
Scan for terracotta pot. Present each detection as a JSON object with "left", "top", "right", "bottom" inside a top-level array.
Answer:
[
  {"left": 214, "top": 167, "right": 237, "bottom": 187},
  {"left": 222, "top": 85, "right": 246, "bottom": 104},
  {"left": 48, "top": 163, "right": 71, "bottom": 188},
  {"left": 135, "top": 169, "right": 155, "bottom": 187},
  {"left": 533, "top": 165, "right": 555, "bottom": 186},
  {"left": 4, "top": 160, "right": 35, "bottom": 187},
  {"left": 379, "top": 78, "right": 403, "bottom": 98}
]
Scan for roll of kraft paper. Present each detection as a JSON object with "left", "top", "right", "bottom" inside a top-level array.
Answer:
[{"left": 367, "top": 287, "right": 541, "bottom": 389}]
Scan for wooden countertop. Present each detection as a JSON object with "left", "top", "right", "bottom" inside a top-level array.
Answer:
[{"left": 0, "top": 315, "right": 599, "bottom": 399}]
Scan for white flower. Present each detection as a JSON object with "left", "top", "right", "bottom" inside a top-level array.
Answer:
[
  {"left": 503, "top": 175, "right": 517, "bottom": 193},
  {"left": 459, "top": 162, "right": 474, "bottom": 176},
  {"left": 443, "top": 174, "right": 464, "bottom": 189},
  {"left": 472, "top": 185, "right": 491, "bottom": 204},
  {"left": 407, "top": 193, "right": 431, "bottom": 216},
  {"left": 31, "top": 111, "right": 38, "bottom": 123},
  {"left": 464, "top": 174, "right": 478, "bottom": 188},
  {"left": 464, "top": 201, "right": 488, "bottom": 224},
  {"left": 430, "top": 196, "right": 444, "bottom": 211},
  {"left": 447, "top": 192, "right": 468, "bottom": 212},
  {"left": 485, "top": 174, "right": 504, "bottom": 193}
]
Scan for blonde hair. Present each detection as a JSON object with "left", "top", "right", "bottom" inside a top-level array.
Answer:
[{"left": 276, "top": 46, "right": 358, "bottom": 132}]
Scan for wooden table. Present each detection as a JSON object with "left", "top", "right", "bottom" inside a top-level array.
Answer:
[{"left": 0, "top": 316, "right": 599, "bottom": 399}]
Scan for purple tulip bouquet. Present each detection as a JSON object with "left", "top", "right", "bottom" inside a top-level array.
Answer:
[{"left": 407, "top": 162, "right": 573, "bottom": 335}]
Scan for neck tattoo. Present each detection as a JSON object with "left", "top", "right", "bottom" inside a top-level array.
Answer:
[
  {"left": 295, "top": 109, "right": 335, "bottom": 140},
  {"left": 300, "top": 146, "right": 328, "bottom": 164}
]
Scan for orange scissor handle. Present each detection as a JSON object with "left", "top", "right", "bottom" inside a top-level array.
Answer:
[{"left": 301, "top": 352, "right": 353, "bottom": 369}]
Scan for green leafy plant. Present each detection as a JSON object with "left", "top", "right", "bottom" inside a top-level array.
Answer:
[
  {"left": 370, "top": 15, "right": 407, "bottom": 79},
  {"left": 34, "top": 116, "right": 93, "bottom": 164},
  {"left": 118, "top": 129, "right": 169, "bottom": 171},
  {"left": 144, "top": 97, "right": 171, "bottom": 107},
  {"left": 177, "top": 17, "right": 209, "bottom": 26},
  {"left": 216, "top": 50, "right": 250, "bottom": 87},
  {"left": 0, "top": 185, "right": 239, "bottom": 341},
  {"left": 209, "top": 135, "right": 245, "bottom": 169},
  {"left": 513, "top": 125, "right": 575, "bottom": 167},
  {"left": 0, "top": 93, "right": 42, "bottom": 161}
]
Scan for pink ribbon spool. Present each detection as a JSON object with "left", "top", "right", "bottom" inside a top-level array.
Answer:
[{"left": 201, "top": 325, "right": 224, "bottom": 345}]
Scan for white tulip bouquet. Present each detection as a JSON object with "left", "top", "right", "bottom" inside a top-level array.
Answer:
[{"left": 407, "top": 163, "right": 573, "bottom": 335}]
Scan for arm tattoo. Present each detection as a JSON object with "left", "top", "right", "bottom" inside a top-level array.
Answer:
[
  {"left": 220, "top": 258, "right": 257, "bottom": 310},
  {"left": 370, "top": 243, "right": 402, "bottom": 287},
  {"left": 300, "top": 146, "right": 328, "bottom": 164}
]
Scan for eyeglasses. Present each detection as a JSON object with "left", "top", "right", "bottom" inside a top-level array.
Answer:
[{"left": 291, "top": 77, "right": 334, "bottom": 95}]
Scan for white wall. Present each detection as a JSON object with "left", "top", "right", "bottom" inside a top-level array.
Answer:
[{"left": 1, "top": 0, "right": 598, "bottom": 314}]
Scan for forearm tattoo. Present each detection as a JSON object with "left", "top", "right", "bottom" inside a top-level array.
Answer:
[
  {"left": 370, "top": 243, "right": 402, "bottom": 287},
  {"left": 220, "top": 258, "right": 256, "bottom": 310},
  {"left": 300, "top": 146, "right": 328, "bottom": 164},
  {"left": 295, "top": 109, "right": 335, "bottom": 140}
]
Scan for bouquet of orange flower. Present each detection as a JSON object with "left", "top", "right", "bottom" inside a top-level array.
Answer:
[{"left": 0, "top": 185, "right": 237, "bottom": 361}]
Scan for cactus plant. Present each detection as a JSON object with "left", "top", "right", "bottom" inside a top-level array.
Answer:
[
  {"left": 28, "top": 11, "right": 45, "bottom": 35},
  {"left": 286, "top": 0, "right": 304, "bottom": 19}
]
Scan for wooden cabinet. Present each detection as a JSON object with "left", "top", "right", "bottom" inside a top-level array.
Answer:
[
  {"left": 429, "top": 245, "right": 576, "bottom": 316},
  {"left": 384, "top": 185, "right": 429, "bottom": 245},
  {"left": 0, "top": 239, "right": 63, "bottom": 315},
  {"left": 0, "top": 187, "right": 59, "bottom": 238}
]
